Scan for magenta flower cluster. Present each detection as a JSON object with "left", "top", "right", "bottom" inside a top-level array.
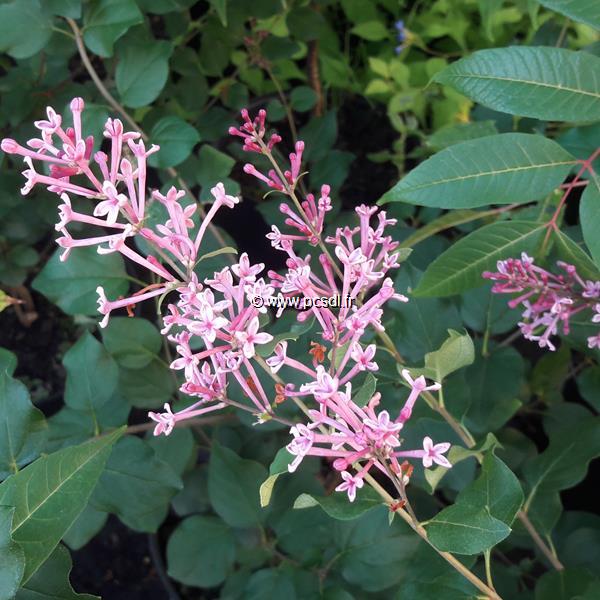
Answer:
[
  {"left": 2, "top": 100, "right": 452, "bottom": 503},
  {"left": 484, "top": 253, "right": 600, "bottom": 351}
]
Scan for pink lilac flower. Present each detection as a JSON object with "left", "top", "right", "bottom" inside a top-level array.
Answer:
[
  {"left": 4, "top": 99, "right": 284, "bottom": 435},
  {"left": 229, "top": 108, "right": 450, "bottom": 503},
  {"left": 483, "top": 253, "right": 600, "bottom": 351}
]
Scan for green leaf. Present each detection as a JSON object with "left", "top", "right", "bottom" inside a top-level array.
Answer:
[
  {"left": 290, "top": 86, "right": 318, "bottom": 112},
  {"left": 15, "top": 545, "right": 97, "bottom": 600},
  {"left": 461, "top": 454, "right": 523, "bottom": 525},
  {"left": 83, "top": 0, "right": 143, "bottom": 57},
  {"left": 426, "top": 452, "right": 522, "bottom": 555},
  {"left": 196, "top": 145, "right": 235, "bottom": 192},
  {"left": 433, "top": 47, "right": 600, "bottom": 122},
  {"left": 535, "top": 567, "right": 600, "bottom": 600},
  {"left": 0, "top": 0, "right": 52, "bottom": 59},
  {"left": 167, "top": 515, "right": 236, "bottom": 587},
  {"left": 101, "top": 317, "right": 162, "bottom": 369},
  {"left": 243, "top": 569, "right": 295, "bottom": 600},
  {"left": 551, "top": 228, "right": 600, "bottom": 280},
  {"left": 148, "top": 116, "right": 200, "bottom": 168},
  {"left": 0, "top": 349, "right": 17, "bottom": 376},
  {"left": 427, "top": 121, "right": 499, "bottom": 151},
  {"left": 577, "top": 366, "right": 600, "bottom": 411},
  {"left": 461, "top": 346, "right": 525, "bottom": 434},
  {"left": 286, "top": 7, "right": 329, "bottom": 42},
  {"left": 414, "top": 221, "right": 545, "bottom": 297},
  {"left": 351, "top": 21, "right": 389, "bottom": 41},
  {"left": 118, "top": 357, "right": 176, "bottom": 408},
  {"left": 62, "top": 505, "right": 107, "bottom": 551},
  {"left": 116, "top": 39, "right": 172, "bottom": 108},
  {"left": 208, "top": 443, "right": 268, "bottom": 528},
  {"left": 0, "top": 507, "right": 24, "bottom": 600},
  {"left": 413, "top": 329, "right": 474, "bottom": 382},
  {"left": 380, "top": 134, "right": 575, "bottom": 208},
  {"left": 293, "top": 486, "right": 383, "bottom": 521},
  {"left": 538, "top": 0, "right": 600, "bottom": 30},
  {"left": 259, "top": 447, "right": 293, "bottom": 508},
  {"left": 32, "top": 246, "right": 129, "bottom": 317},
  {"left": 523, "top": 418, "right": 600, "bottom": 510},
  {"left": 45, "top": 0, "right": 82, "bottom": 18},
  {"left": 352, "top": 372, "right": 378, "bottom": 407},
  {"left": 63, "top": 333, "right": 118, "bottom": 412},
  {"left": 0, "top": 372, "right": 47, "bottom": 479},
  {"left": 426, "top": 504, "right": 510, "bottom": 555},
  {"left": 209, "top": 0, "right": 227, "bottom": 26},
  {"left": 0, "top": 429, "right": 123, "bottom": 584},
  {"left": 399, "top": 209, "right": 497, "bottom": 249},
  {"left": 90, "top": 436, "right": 182, "bottom": 532},
  {"left": 580, "top": 171, "right": 600, "bottom": 268}
]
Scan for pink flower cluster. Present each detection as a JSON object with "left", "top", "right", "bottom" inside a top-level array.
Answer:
[
  {"left": 231, "top": 110, "right": 452, "bottom": 501},
  {"left": 483, "top": 253, "right": 600, "bottom": 351},
  {"left": 5, "top": 100, "right": 453, "bottom": 505}
]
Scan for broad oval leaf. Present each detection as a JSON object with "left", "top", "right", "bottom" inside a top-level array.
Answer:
[
  {"left": 166, "top": 515, "right": 236, "bottom": 588},
  {"left": 380, "top": 134, "right": 575, "bottom": 208},
  {"left": 0, "top": 373, "right": 47, "bottom": 479},
  {"left": 208, "top": 442, "right": 268, "bottom": 528},
  {"left": 413, "top": 221, "right": 545, "bottom": 297},
  {"left": 90, "top": 436, "right": 182, "bottom": 533},
  {"left": 63, "top": 332, "right": 119, "bottom": 413},
  {"left": 83, "top": 0, "right": 143, "bottom": 57},
  {"left": 115, "top": 39, "right": 172, "bottom": 108},
  {"left": 538, "top": 0, "right": 600, "bottom": 30},
  {"left": 32, "top": 246, "right": 129, "bottom": 317},
  {"left": 148, "top": 116, "right": 200, "bottom": 168},
  {"left": 433, "top": 47, "right": 600, "bottom": 122},
  {"left": 101, "top": 317, "right": 162, "bottom": 369},
  {"left": 0, "top": 428, "right": 123, "bottom": 584}
]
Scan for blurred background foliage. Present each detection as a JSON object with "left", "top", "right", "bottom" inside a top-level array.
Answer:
[{"left": 0, "top": 1, "right": 599, "bottom": 599}]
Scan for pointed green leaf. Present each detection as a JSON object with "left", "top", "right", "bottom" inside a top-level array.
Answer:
[
  {"left": 538, "top": 0, "right": 600, "bottom": 30},
  {"left": 380, "top": 134, "right": 575, "bottom": 208},
  {"left": 551, "top": 229, "right": 600, "bottom": 280},
  {"left": 0, "top": 428, "right": 123, "bottom": 583},
  {"left": 433, "top": 47, "right": 600, "bottom": 122},
  {"left": 294, "top": 487, "right": 383, "bottom": 521},
  {"left": 414, "top": 221, "right": 545, "bottom": 297},
  {"left": 426, "top": 504, "right": 510, "bottom": 555},
  {"left": 0, "top": 373, "right": 47, "bottom": 479},
  {"left": 426, "top": 454, "right": 521, "bottom": 554},
  {"left": 15, "top": 545, "right": 97, "bottom": 600}
]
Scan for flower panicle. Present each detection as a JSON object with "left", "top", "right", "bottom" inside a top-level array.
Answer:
[
  {"left": 483, "top": 253, "right": 600, "bottom": 351},
  {"left": 3, "top": 98, "right": 239, "bottom": 327}
]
